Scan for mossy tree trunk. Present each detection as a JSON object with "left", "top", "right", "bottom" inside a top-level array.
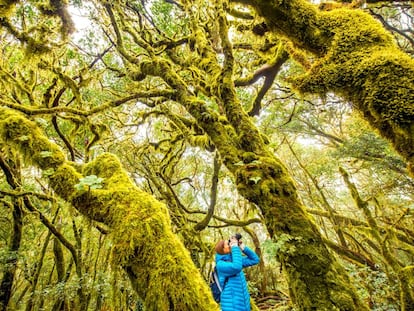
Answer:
[
  {"left": 25, "top": 224, "right": 54, "bottom": 311},
  {"left": 3, "top": 0, "right": 412, "bottom": 309},
  {"left": 51, "top": 236, "right": 67, "bottom": 311},
  {"left": 242, "top": 0, "right": 414, "bottom": 176},
  {"left": 0, "top": 157, "right": 23, "bottom": 311},
  {"left": 122, "top": 29, "right": 369, "bottom": 311},
  {"left": 183, "top": 77, "right": 368, "bottom": 311},
  {"left": 0, "top": 108, "right": 219, "bottom": 311},
  {"left": 97, "top": 1, "right": 369, "bottom": 309}
]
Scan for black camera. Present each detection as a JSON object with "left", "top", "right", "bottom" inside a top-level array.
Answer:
[{"left": 229, "top": 233, "right": 242, "bottom": 244}]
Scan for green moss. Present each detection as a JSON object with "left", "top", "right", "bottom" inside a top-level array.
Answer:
[
  {"left": 255, "top": 0, "right": 328, "bottom": 54},
  {"left": 399, "top": 266, "right": 414, "bottom": 310},
  {"left": 242, "top": 152, "right": 257, "bottom": 163},
  {"left": 49, "top": 163, "right": 82, "bottom": 201},
  {"left": 83, "top": 153, "right": 133, "bottom": 188},
  {"left": 232, "top": 152, "right": 368, "bottom": 310},
  {"left": 0, "top": 0, "right": 16, "bottom": 17},
  {"left": 274, "top": 1, "right": 414, "bottom": 174},
  {"left": 0, "top": 111, "right": 220, "bottom": 310},
  {"left": 71, "top": 153, "right": 220, "bottom": 310},
  {"left": 292, "top": 8, "right": 395, "bottom": 94},
  {"left": 287, "top": 5, "right": 414, "bottom": 173},
  {"left": 112, "top": 201, "right": 219, "bottom": 310},
  {"left": 254, "top": 0, "right": 414, "bottom": 175},
  {"left": 281, "top": 237, "right": 364, "bottom": 311},
  {"left": 0, "top": 111, "right": 65, "bottom": 169}
]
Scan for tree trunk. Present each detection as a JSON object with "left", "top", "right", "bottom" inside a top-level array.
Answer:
[
  {"left": 0, "top": 199, "right": 22, "bottom": 311},
  {"left": 138, "top": 52, "right": 369, "bottom": 311},
  {"left": 0, "top": 157, "right": 23, "bottom": 311},
  {"left": 232, "top": 153, "right": 367, "bottom": 310},
  {"left": 0, "top": 108, "right": 219, "bottom": 311},
  {"left": 51, "top": 234, "right": 66, "bottom": 311},
  {"left": 25, "top": 229, "right": 53, "bottom": 311}
]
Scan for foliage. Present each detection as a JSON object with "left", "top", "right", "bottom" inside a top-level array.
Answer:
[
  {"left": 348, "top": 265, "right": 400, "bottom": 311},
  {"left": 1, "top": 0, "right": 414, "bottom": 310},
  {"left": 74, "top": 175, "right": 104, "bottom": 191}
]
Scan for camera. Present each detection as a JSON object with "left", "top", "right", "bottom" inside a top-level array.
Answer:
[
  {"left": 233, "top": 233, "right": 242, "bottom": 240},
  {"left": 229, "top": 233, "right": 242, "bottom": 244}
]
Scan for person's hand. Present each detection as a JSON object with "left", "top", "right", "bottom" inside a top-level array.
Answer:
[
  {"left": 238, "top": 240, "right": 245, "bottom": 251},
  {"left": 229, "top": 237, "right": 238, "bottom": 247}
]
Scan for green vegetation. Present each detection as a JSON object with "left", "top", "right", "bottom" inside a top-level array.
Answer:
[{"left": 0, "top": 0, "right": 413, "bottom": 310}]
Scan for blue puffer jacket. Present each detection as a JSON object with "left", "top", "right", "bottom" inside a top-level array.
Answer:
[{"left": 215, "top": 246, "right": 260, "bottom": 311}]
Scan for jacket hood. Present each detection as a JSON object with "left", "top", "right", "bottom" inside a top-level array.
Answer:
[{"left": 215, "top": 253, "right": 232, "bottom": 262}]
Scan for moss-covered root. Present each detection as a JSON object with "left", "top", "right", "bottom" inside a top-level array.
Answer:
[{"left": 0, "top": 110, "right": 219, "bottom": 310}]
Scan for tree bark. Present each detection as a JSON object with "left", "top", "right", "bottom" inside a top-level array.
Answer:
[{"left": 51, "top": 235, "right": 66, "bottom": 311}]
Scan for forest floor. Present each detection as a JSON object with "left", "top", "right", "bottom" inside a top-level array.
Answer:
[{"left": 255, "top": 294, "right": 292, "bottom": 310}]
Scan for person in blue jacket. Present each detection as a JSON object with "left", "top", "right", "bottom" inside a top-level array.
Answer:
[{"left": 214, "top": 235, "right": 260, "bottom": 311}]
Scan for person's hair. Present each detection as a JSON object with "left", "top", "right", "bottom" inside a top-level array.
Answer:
[{"left": 215, "top": 240, "right": 226, "bottom": 255}]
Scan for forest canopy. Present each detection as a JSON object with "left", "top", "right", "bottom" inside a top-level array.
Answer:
[{"left": 0, "top": 0, "right": 413, "bottom": 310}]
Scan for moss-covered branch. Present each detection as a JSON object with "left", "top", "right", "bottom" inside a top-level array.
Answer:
[
  {"left": 0, "top": 1, "right": 74, "bottom": 54},
  {"left": 101, "top": 2, "right": 370, "bottom": 309},
  {"left": 243, "top": 0, "right": 414, "bottom": 176},
  {"left": 1, "top": 90, "right": 175, "bottom": 117},
  {"left": 340, "top": 167, "right": 414, "bottom": 310},
  {"left": 0, "top": 107, "right": 219, "bottom": 311},
  {"left": 322, "top": 238, "right": 378, "bottom": 271},
  {"left": 307, "top": 208, "right": 414, "bottom": 247}
]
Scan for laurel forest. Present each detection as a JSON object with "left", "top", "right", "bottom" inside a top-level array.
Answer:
[{"left": 0, "top": 0, "right": 413, "bottom": 310}]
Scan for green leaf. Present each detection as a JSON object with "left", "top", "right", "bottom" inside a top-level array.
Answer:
[
  {"left": 75, "top": 175, "right": 104, "bottom": 191},
  {"left": 42, "top": 168, "right": 55, "bottom": 177}
]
